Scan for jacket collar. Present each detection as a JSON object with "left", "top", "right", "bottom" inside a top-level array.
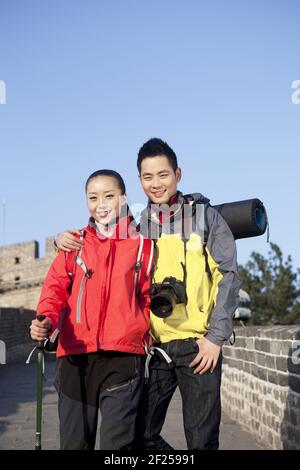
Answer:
[
  {"left": 140, "top": 191, "right": 210, "bottom": 226},
  {"left": 87, "top": 215, "right": 137, "bottom": 240}
]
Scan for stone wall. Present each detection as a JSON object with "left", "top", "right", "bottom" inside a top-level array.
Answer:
[
  {"left": 0, "top": 285, "right": 44, "bottom": 311},
  {"left": 0, "top": 238, "right": 55, "bottom": 309},
  {"left": 221, "top": 326, "right": 300, "bottom": 450},
  {"left": 0, "top": 238, "right": 54, "bottom": 283},
  {"left": 0, "top": 308, "right": 36, "bottom": 363}
]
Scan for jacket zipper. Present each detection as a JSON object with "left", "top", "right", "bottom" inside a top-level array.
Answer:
[
  {"left": 97, "top": 241, "right": 112, "bottom": 348},
  {"left": 76, "top": 275, "right": 87, "bottom": 323}
]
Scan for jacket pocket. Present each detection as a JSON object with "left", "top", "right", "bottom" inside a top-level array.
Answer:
[
  {"left": 105, "top": 379, "right": 136, "bottom": 392},
  {"left": 104, "top": 356, "right": 140, "bottom": 392}
]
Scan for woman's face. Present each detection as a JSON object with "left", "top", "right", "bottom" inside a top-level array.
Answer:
[{"left": 86, "top": 176, "right": 125, "bottom": 225}]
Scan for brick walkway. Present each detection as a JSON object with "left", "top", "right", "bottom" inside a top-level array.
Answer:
[{"left": 0, "top": 360, "right": 264, "bottom": 450}]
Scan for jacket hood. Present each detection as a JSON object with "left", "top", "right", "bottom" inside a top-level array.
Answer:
[{"left": 183, "top": 192, "right": 210, "bottom": 205}]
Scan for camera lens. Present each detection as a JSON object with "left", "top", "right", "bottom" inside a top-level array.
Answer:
[{"left": 150, "top": 290, "right": 177, "bottom": 318}]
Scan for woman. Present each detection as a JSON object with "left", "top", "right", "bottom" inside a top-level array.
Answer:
[{"left": 30, "top": 169, "right": 153, "bottom": 450}]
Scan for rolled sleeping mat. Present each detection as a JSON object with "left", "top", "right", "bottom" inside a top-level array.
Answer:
[{"left": 212, "top": 198, "right": 268, "bottom": 240}]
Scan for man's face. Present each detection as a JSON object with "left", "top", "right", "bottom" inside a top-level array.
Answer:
[{"left": 139, "top": 155, "right": 181, "bottom": 204}]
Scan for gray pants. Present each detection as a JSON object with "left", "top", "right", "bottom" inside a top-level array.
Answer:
[{"left": 54, "top": 351, "right": 144, "bottom": 450}]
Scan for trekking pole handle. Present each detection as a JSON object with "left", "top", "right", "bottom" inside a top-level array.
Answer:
[
  {"left": 36, "top": 315, "right": 46, "bottom": 321},
  {"left": 36, "top": 315, "right": 46, "bottom": 350}
]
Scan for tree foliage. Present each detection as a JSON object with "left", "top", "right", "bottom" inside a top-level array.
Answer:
[{"left": 238, "top": 243, "right": 300, "bottom": 325}]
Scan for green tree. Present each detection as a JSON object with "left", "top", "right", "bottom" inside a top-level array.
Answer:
[{"left": 238, "top": 243, "right": 300, "bottom": 325}]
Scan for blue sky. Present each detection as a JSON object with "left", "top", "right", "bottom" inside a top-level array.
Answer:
[{"left": 0, "top": 0, "right": 299, "bottom": 268}]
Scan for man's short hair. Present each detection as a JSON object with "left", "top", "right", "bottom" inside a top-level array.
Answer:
[{"left": 137, "top": 138, "right": 178, "bottom": 174}]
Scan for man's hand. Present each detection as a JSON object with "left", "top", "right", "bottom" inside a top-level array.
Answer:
[
  {"left": 55, "top": 229, "right": 83, "bottom": 252},
  {"left": 30, "top": 317, "right": 53, "bottom": 341},
  {"left": 188, "top": 337, "right": 221, "bottom": 375}
]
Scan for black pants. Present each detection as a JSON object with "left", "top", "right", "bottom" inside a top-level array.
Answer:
[
  {"left": 137, "top": 338, "right": 222, "bottom": 450},
  {"left": 54, "top": 350, "right": 144, "bottom": 450}
]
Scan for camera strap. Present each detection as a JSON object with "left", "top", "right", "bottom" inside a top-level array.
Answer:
[{"left": 180, "top": 237, "right": 188, "bottom": 302}]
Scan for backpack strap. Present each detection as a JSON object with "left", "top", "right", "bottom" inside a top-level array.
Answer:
[
  {"left": 141, "top": 237, "right": 154, "bottom": 284},
  {"left": 134, "top": 234, "right": 144, "bottom": 291},
  {"left": 65, "top": 251, "right": 77, "bottom": 281},
  {"left": 64, "top": 230, "right": 85, "bottom": 286},
  {"left": 134, "top": 234, "right": 154, "bottom": 296},
  {"left": 202, "top": 205, "right": 213, "bottom": 282},
  {"left": 48, "top": 243, "right": 82, "bottom": 353},
  {"left": 197, "top": 201, "right": 210, "bottom": 246},
  {"left": 133, "top": 235, "right": 154, "bottom": 354},
  {"left": 191, "top": 200, "right": 212, "bottom": 281}
]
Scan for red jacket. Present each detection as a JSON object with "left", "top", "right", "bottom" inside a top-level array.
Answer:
[{"left": 36, "top": 217, "right": 153, "bottom": 357}]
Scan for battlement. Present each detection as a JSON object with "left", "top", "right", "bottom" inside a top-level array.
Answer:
[{"left": 0, "top": 237, "right": 56, "bottom": 309}]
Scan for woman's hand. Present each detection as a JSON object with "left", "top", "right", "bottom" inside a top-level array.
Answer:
[{"left": 30, "top": 317, "right": 53, "bottom": 341}]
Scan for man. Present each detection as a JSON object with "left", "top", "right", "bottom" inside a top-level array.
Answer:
[{"left": 56, "top": 138, "right": 241, "bottom": 450}]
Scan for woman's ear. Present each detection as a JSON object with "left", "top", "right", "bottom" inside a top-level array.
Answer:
[{"left": 120, "top": 194, "right": 128, "bottom": 205}]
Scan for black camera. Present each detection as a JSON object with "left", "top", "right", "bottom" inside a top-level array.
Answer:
[{"left": 150, "top": 276, "right": 187, "bottom": 318}]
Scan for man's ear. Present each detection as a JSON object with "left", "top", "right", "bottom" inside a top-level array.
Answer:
[{"left": 175, "top": 168, "right": 182, "bottom": 182}]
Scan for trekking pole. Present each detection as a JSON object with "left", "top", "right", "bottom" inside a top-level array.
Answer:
[{"left": 35, "top": 314, "right": 46, "bottom": 451}]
